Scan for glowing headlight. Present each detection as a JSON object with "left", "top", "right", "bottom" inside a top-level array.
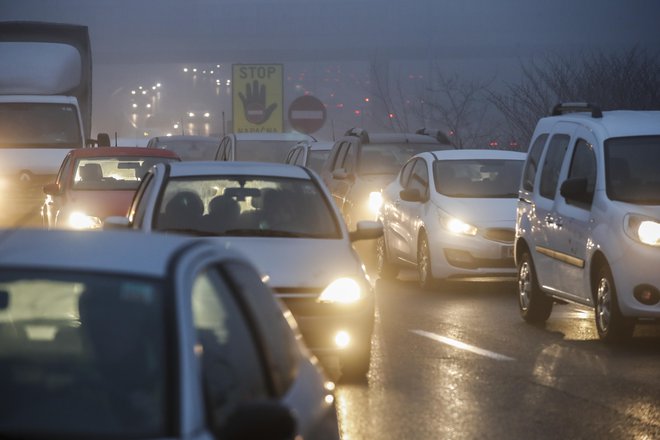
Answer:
[
  {"left": 625, "top": 214, "right": 660, "bottom": 246},
  {"left": 318, "top": 278, "right": 362, "bottom": 304},
  {"left": 439, "top": 210, "right": 477, "bottom": 236},
  {"left": 368, "top": 191, "right": 383, "bottom": 214},
  {"left": 68, "top": 212, "right": 102, "bottom": 230}
]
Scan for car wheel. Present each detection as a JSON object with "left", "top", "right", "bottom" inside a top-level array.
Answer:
[
  {"left": 417, "top": 234, "right": 437, "bottom": 290},
  {"left": 339, "top": 347, "right": 371, "bottom": 384},
  {"left": 376, "top": 236, "right": 399, "bottom": 280},
  {"left": 517, "top": 251, "right": 553, "bottom": 323},
  {"left": 594, "top": 265, "right": 634, "bottom": 342}
]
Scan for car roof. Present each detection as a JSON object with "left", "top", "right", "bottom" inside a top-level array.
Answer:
[
  {"left": 293, "top": 140, "right": 334, "bottom": 151},
  {"left": 70, "top": 146, "right": 180, "bottom": 159},
  {"left": 419, "top": 149, "right": 527, "bottom": 161},
  {"left": 536, "top": 110, "right": 660, "bottom": 139},
  {"left": 344, "top": 132, "right": 442, "bottom": 144},
  {"left": 0, "top": 229, "right": 230, "bottom": 278},
  {"left": 166, "top": 161, "right": 312, "bottom": 179},
  {"left": 149, "top": 135, "right": 220, "bottom": 143},
  {"left": 229, "top": 132, "right": 315, "bottom": 141}
]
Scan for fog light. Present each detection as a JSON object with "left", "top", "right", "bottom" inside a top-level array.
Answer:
[
  {"left": 334, "top": 330, "right": 350, "bottom": 349},
  {"left": 634, "top": 284, "right": 660, "bottom": 305}
]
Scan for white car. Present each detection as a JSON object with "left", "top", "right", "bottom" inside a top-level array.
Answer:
[
  {"left": 378, "top": 149, "right": 527, "bottom": 289},
  {"left": 106, "top": 161, "right": 382, "bottom": 381},
  {"left": 515, "top": 103, "right": 660, "bottom": 341},
  {"left": 214, "top": 132, "right": 315, "bottom": 163},
  {"left": 284, "top": 140, "right": 334, "bottom": 174},
  {"left": 0, "top": 229, "right": 339, "bottom": 439}
]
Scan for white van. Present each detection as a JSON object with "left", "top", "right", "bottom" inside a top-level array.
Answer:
[{"left": 515, "top": 103, "right": 660, "bottom": 342}]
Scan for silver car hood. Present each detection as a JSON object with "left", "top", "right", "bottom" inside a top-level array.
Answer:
[{"left": 210, "top": 237, "right": 365, "bottom": 288}]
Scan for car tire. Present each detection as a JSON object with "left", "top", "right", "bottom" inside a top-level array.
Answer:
[
  {"left": 339, "top": 347, "right": 371, "bottom": 384},
  {"left": 376, "top": 236, "right": 399, "bottom": 280},
  {"left": 417, "top": 234, "right": 437, "bottom": 290},
  {"left": 594, "top": 265, "right": 635, "bottom": 343},
  {"left": 517, "top": 251, "right": 553, "bottom": 323}
]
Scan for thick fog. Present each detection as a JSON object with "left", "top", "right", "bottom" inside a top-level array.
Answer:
[{"left": 2, "top": 0, "right": 659, "bottom": 143}]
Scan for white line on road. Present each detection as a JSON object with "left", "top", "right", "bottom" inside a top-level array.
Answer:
[{"left": 411, "top": 329, "right": 515, "bottom": 361}]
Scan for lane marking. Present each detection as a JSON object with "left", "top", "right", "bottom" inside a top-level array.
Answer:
[{"left": 411, "top": 329, "right": 515, "bottom": 361}]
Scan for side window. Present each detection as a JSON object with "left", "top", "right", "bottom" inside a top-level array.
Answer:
[
  {"left": 192, "top": 269, "right": 269, "bottom": 426},
  {"left": 55, "top": 153, "right": 72, "bottom": 186},
  {"left": 399, "top": 159, "right": 416, "bottom": 186},
  {"left": 222, "top": 262, "right": 300, "bottom": 395},
  {"left": 343, "top": 143, "right": 357, "bottom": 173},
  {"left": 565, "top": 139, "right": 596, "bottom": 208},
  {"left": 522, "top": 133, "right": 548, "bottom": 191},
  {"left": 129, "top": 171, "right": 155, "bottom": 226},
  {"left": 332, "top": 142, "right": 349, "bottom": 172},
  {"left": 539, "top": 134, "right": 570, "bottom": 200},
  {"left": 407, "top": 159, "right": 429, "bottom": 198}
]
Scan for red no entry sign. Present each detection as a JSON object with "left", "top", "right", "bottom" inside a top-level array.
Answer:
[{"left": 288, "top": 95, "right": 326, "bottom": 134}]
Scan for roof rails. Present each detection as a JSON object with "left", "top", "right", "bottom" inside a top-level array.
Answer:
[
  {"left": 551, "top": 102, "right": 603, "bottom": 118},
  {"left": 344, "top": 127, "right": 369, "bottom": 143},
  {"left": 415, "top": 128, "right": 452, "bottom": 144}
]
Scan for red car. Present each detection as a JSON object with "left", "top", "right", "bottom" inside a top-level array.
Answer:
[{"left": 42, "top": 147, "right": 180, "bottom": 229}]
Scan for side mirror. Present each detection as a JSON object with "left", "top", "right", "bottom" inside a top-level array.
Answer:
[
  {"left": 103, "top": 216, "right": 131, "bottom": 230},
  {"left": 400, "top": 187, "right": 423, "bottom": 202},
  {"left": 560, "top": 177, "right": 592, "bottom": 204},
  {"left": 43, "top": 182, "right": 61, "bottom": 196},
  {"left": 97, "top": 133, "right": 111, "bottom": 147},
  {"left": 349, "top": 220, "right": 383, "bottom": 242},
  {"left": 217, "top": 401, "right": 297, "bottom": 440}
]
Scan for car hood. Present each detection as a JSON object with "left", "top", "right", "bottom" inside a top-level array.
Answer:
[
  {"left": 436, "top": 197, "right": 518, "bottom": 225},
  {"left": 209, "top": 237, "right": 366, "bottom": 288},
  {"left": 66, "top": 190, "right": 135, "bottom": 219}
]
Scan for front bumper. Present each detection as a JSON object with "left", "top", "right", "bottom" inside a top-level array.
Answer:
[
  {"left": 276, "top": 289, "right": 375, "bottom": 356},
  {"left": 429, "top": 227, "right": 517, "bottom": 280}
]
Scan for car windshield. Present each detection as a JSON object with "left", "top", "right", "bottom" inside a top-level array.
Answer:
[
  {"left": 0, "top": 270, "right": 170, "bottom": 438},
  {"left": 433, "top": 158, "right": 524, "bottom": 198},
  {"left": 0, "top": 103, "right": 82, "bottom": 148},
  {"left": 307, "top": 149, "right": 331, "bottom": 173},
  {"left": 155, "top": 175, "right": 341, "bottom": 238},
  {"left": 236, "top": 140, "right": 306, "bottom": 162},
  {"left": 358, "top": 143, "right": 441, "bottom": 175},
  {"left": 605, "top": 136, "right": 660, "bottom": 205},
  {"left": 73, "top": 156, "right": 178, "bottom": 190},
  {"left": 156, "top": 139, "right": 219, "bottom": 161}
]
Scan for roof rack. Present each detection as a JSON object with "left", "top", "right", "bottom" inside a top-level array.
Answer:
[
  {"left": 551, "top": 102, "right": 603, "bottom": 118},
  {"left": 344, "top": 127, "right": 369, "bottom": 143},
  {"left": 415, "top": 128, "right": 452, "bottom": 144}
]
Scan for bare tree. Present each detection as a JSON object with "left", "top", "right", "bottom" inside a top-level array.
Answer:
[
  {"left": 490, "top": 47, "right": 660, "bottom": 148},
  {"left": 419, "top": 68, "right": 499, "bottom": 149},
  {"left": 367, "top": 60, "right": 420, "bottom": 133}
]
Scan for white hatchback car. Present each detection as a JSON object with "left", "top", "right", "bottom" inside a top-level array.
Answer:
[
  {"left": 106, "top": 161, "right": 382, "bottom": 381},
  {"left": 378, "top": 149, "right": 526, "bottom": 289},
  {"left": 515, "top": 103, "right": 660, "bottom": 341}
]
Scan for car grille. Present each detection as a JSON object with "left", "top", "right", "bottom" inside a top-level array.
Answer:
[
  {"left": 483, "top": 228, "right": 515, "bottom": 243},
  {"left": 273, "top": 287, "right": 350, "bottom": 317}
]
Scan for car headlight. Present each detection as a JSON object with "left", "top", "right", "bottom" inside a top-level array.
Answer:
[
  {"left": 368, "top": 191, "right": 383, "bottom": 214},
  {"left": 624, "top": 214, "right": 660, "bottom": 246},
  {"left": 68, "top": 211, "right": 102, "bottom": 230},
  {"left": 318, "top": 277, "right": 363, "bottom": 304},
  {"left": 438, "top": 209, "right": 477, "bottom": 236}
]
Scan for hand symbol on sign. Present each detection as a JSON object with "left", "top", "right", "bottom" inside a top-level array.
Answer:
[{"left": 239, "top": 80, "right": 278, "bottom": 125}]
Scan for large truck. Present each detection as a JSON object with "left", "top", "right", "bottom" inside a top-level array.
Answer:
[{"left": 0, "top": 21, "right": 95, "bottom": 227}]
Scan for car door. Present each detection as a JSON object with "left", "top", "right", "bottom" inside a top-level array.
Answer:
[
  {"left": 551, "top": 130, "right": 598, "bottom": 303},
  {"left": 383, "top": 158, "right": 415, "bottom": 261},
  {"left": 530, "top": 124, "right": 575, "bottom": 292},
  {"left": 45, "top": 152, "right": 73, "bottom": 228},
  {"left": 390, "top": 158, "right": 429, "bottom": 263}
]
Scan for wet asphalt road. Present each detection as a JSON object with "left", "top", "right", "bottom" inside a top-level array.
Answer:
[{"left": 334, "top": 270, "right": 660, "bottom": 440}]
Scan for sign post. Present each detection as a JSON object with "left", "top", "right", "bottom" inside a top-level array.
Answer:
[
  {"left": 288, "top": 95, "right": 326, "bottom": 134},
  {"left": 232, "top": 64, "right": 283, "bottom": 133}
]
